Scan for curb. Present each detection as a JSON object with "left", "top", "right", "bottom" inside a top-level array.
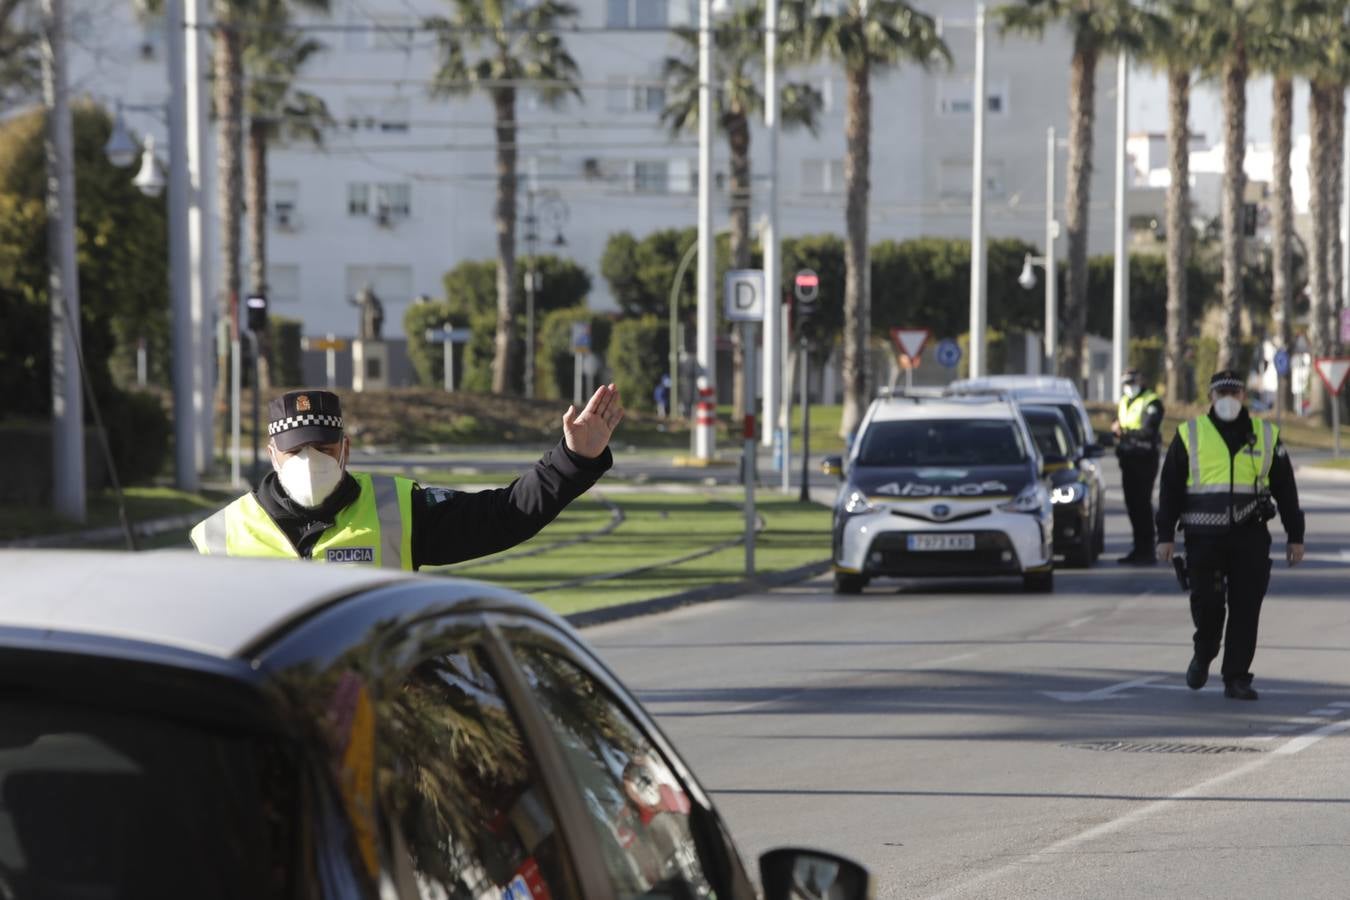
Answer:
[
  {"left": 565, "top": 558, "right": 831, "bottom": 629},
  {"left": 1299, "top": 464, "right": 1350, "bottom": 482},
  {"left": 1, "top": 511, "right": 205, "bottom": 550}
]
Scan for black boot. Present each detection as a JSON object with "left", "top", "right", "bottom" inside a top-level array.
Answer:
[
  {"left": 1186, "top": 654, "right": 1210, "bottom": 690},
  {"left": 1224, "top": 678, "right": 1258, "bottom": 701}
]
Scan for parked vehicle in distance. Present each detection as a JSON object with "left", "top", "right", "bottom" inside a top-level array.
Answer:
[
  {"left": 823, "top": 391, "right": 1054, "bottom": 595},
  {"left": 0, "top": 552, "right": 870, "bottom": 900},
  {"left": 946, "top": 375, "right": 1108, "bottom": 560},
  {"left": 1020, "top": 404, "right": 1105, "bottom": 567}
]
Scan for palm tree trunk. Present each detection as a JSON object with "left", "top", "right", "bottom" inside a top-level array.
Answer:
[
  {"left": 212, "top": 1, "right": 243, "bottom": 424},
  {"left": 1062, "top": 40, "right": 1097, "bottom": 387},
  {"left": 840, "top": 59, "right": 871, "bottom": 439},
  {"left": 245, "top": 118, "right": 267, "bottom": 296},
  {"left": 1164, "top": 66, "right": 1190, "bottom": 404},
  {"left": 1218, "top": 40, "right": 1246, "bottom": 371},
  {"left": 1271, "top": 75, "right": 1294, "bottom": 415},
  {"left": 1308, "top": 81, "right": 1331, "bottom": 418},
  {"left": 245, "top": 117, "right": 271, "bottom": 392},
  {"left": 728, "top": 111, "right": 752, "bottom": 424},
  {"left": 491, "top": 86, "right": 518, "bottom": 395},
  {"left": 1330, "top": 85, "right": 1345, "bottom": 352}
]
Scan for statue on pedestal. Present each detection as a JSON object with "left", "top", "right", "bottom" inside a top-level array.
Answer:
[{"left": 351, "top": 284, "right": 385, "bottom": 341}]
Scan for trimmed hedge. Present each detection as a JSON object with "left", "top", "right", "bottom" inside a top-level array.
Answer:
[
  {"left": 609, "top": 317, "right": 668, "bottom": 413},
  {"left": 268, "top": 315, "right": 304, "bottom": 387},
  {"left": 538, "top": 307, "right": 613, "bottom": 400}
]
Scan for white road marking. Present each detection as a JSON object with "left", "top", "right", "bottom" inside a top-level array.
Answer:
[
  {"left": 1138, "top": 683, "right": 1291, "bottom": 694},
  {"left": 1284, "top": 716, "right": 1326, "bottom": 724},
  {"left": 1250, "top": 735, "right": 1277, "bottom": 741},
  {"left": 1274, "top": 717, "right": 1350, "bottom": 755},
  {"left": 1307, "top": 708, "right": 1342, "bottom": 716},
  {"left": 923, "top": 754, "right": 1272, "bottom": 900},
  {"left": 1331, "top": 701, "right": 1350, "bottom": 708},
  {"left": 1042, "top": 676, "right": 1162, "bottom": 703},
  {"left": 1268, "top": 724, "right": 1299, "bottom": 732}
]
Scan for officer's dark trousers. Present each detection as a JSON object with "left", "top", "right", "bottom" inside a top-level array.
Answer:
[
  {"left": 1119, "top": 452, "right": 1159, "bottom": 553},
  {"left": 1187, "top": 526, "right": 1274, "bottom": 682}
]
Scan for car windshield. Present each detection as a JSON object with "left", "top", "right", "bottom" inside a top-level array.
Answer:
[
  {"left": 1024, "top": 412, "right": 1072, "bottom": 459},
  {"left": 0, "top": 697, "right": 298, "bottom": 899},
  {"left": 1053, "top": 403, "right": 1087, "bottom": 448},
  {"left": 856, "top": 419, "right": 1027, "bottom": 467}
]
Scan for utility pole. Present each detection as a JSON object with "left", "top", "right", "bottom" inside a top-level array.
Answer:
[
  {"left": 185, "top": 0, "right": 214, "bottom": 477},
  {"left": 1045, "top": 125, "right": 1059, "bottom": 375},
  {"left": 524, "top": 186, "right": 538, "bottom": 399},
  {"left": 40, "top": 0, "right": 85, "bottom": 521},
  {"left": 968, "top": 3, "right": 988, "bottom": 379},
  {"left": 694, "top": 0, "right": 717, "bottom": 460},
  {"left": 1112, "top": 52, "right": 1130, "bottom": 391},
  {"left": 762, "top": 0, "right": 781, "bottom": 451},
  {"left": 167, "top": 0, "right": 197, "bottom": 491}
]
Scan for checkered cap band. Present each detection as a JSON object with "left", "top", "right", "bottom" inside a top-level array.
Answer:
[
  {"left": 268, "top": 413, "right": 344, "bottom": 436},
  {"left": 1209, "top": 373, "right": 1243, "bottom": 391}
]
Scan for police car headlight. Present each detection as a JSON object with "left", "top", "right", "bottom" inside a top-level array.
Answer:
[
  {"left": 1000, "top": 484, "right": 1046, "bottom": 514},
  {"left": 842, "top": 491, "right": 877, "bottom": 516},
  {"left": 1051, "top": 483, "right": 1086, "bottom": 505}
]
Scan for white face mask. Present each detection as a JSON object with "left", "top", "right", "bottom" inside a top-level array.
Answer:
[
  {"left": 1122, "top": 383, "right": 1140, "bottom": 399},
  {"left": 1213, "top": 396, "right": 1243, "bottom": 422},
  {"left": 275, "top": 445, "right": 345, "bottom": 508}
]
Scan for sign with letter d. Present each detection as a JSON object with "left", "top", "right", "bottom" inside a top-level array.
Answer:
[{"left": 724, "top": 269, "right": 765, "bottom": 322}]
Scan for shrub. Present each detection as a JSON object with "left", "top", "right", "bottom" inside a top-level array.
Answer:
[
  {"left": 539, "top": 306, "right": 614, "bottom": 400},
  {"left": 957, "top": 330, "right": 1008, "bottom": 377},
  {"left": 403, "top": 300, "right": 466, "bottom": 387},
  {"left": 1129, "top": 336, "right": 1164, "bottom": 392},
  {"left": 267, "top": 315, "right": 304, "bottom": 387},
  {"left": 609, "top": 317, "right": 668, "bottom": 412},
  {"left": 102, "top": 388, "right": 170, "bottom": 485}
]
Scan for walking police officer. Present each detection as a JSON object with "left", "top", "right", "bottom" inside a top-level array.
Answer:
[
  {"left": 1112, "top": 368, "right": 1164, "bottom": 564},
  {"left": 1156, "top": 370, "right": 1304, "bottom": 700},
  {"left": 191, "top": 384, "right": 623, "bottom": 569}
]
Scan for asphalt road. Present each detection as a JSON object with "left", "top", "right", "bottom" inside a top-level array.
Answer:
[{"left": 588, "top": 459, "right": 1350, "bottom": 899}]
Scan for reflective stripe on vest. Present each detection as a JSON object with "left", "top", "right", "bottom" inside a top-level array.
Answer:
[
  {"left": 1118, "top": 390, "right": 1159, "bottom": 433},
  {"left": 1177, "top": 416, "right": 1276, "bottom": 535},
  {"left": 189, "top": 472, "right": 414, "bottom": 569}
]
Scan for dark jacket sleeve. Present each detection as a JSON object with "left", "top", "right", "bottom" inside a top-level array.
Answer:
[
  {"left": 410, "top": 440, "right": 612, "bottom": 568},
  {"left": 1155, "top": 432, "right": 1189, "bottom": 543},
  {"left": 1140, "top": 400, "right": 1164, "bottom": 441},
  {"left": 1267, "top": 440, "right": 1305, "bottom": 543}
]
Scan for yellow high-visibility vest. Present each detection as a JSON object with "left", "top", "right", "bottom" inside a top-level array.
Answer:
[
  {"left": 1117, "top": 389, "right": 1160, "bottom": 432},
  {"left": 190, "top": 471, "right": 414, "bottom": 569},
  {"left": 1176, "top": 415, "right": 1277, "bottom": 535}
]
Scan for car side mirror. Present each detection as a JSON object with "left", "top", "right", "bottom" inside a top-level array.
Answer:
[
  {"left": 760, "top": 847, "right": 871, "bottom": 900},
  {"left": 821, "top": 455, "right": 844, "bottom": 479}
]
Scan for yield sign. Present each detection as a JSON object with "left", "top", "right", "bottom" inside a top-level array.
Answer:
[
  {"left": 890, "top": 327, "right": 930, "bottom": 361},
  {"left": 1314, "top": 357, "right": 1350, "bottom": 396}
]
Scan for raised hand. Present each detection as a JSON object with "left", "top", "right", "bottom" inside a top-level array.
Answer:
[{"left": 563, "top": 383, "right": 625, "bottom": 459}]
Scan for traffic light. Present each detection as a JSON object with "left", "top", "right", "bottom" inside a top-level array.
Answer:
[
  {"left": 245, "top": 294, "right": 268, "bottom": 332},
  {"left": 794, "top": 269, "right": 820, "bottom": 340},
  {"left": 1243, "top": 203, "right": 1258, "bottom": 237}
]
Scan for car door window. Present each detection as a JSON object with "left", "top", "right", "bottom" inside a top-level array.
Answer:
[
  {"left": 375, "top": 643, "right": 580, "bottom": 900},
  {"left": 510, "top": 645, "right": 717, "bottom": 900}
]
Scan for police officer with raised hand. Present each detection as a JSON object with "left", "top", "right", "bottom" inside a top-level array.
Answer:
[
  {"left": 1156, "top": 370, "right": 1304, "bottom": 701},
  {"left": 191, "top": 385, "right": 624, "bottom": 568},
  {"left": 1112, "top": 368, "right": 1165, "bottom": 564}
]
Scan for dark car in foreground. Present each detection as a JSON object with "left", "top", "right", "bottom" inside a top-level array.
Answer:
[
  {"left": 0, "top": 552, "right": 869, "bottom": 900},
  {"left": 1020, "top": 404, "right": 1105, "bottom": 567}
]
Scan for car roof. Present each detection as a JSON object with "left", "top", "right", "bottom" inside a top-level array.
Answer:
[
  {"left": 948, "top": 375, "right": 1083, "bottom": 398},
  {"left": 867, "top": 394, "right": 1018, "bottom": 423},
  {"left": 1, "top": 551, "right": 421, "bottom": 659},
  {"left": 1022, "top": 404, "right": 1071, "bottom": 423}
]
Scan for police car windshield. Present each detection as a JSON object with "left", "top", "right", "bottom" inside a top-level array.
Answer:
[{"left": 856, "top": 419, "right": 1027, "bottom": 467}]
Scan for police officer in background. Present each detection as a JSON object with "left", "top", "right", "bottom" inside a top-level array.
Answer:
[
  {"left": 1112, "top": 368, "right": 1165, "bottom": 564},
  {"left": 191, "top": 385, "right": 623, "bottom": 569},
  {"left": 1156, "top": 370, "right": 1305, "bottom": 700}
]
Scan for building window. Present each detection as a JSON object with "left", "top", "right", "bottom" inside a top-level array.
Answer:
[
  {"left": 347, "top": 183, "right": 370, "bottom": 217},
  {"left": 938, "top": 157, "right": 1006, "bottom": 200},
  {"left": 608, "top": 0, "right": 673, "bottom": 28},
  {"left": 669, "top": 158, "right": 694, "bottom": 194},
  {"left": 633, "top": 161, "right": 669, "bottom": 194},
  {"left": 345, "top": 97, "right": 410, "bottom": 133},
  {"left": 801, "top": 158, "right": 845, "bottom": 194},
  {"left": 374, "top": 183, "right": 412, "bottom": 219},
  {"left": 632, "top": 82, "right": 665, "bottom": 113},
  {"left": 271, "top": 180, "right": 299, "bottom": 229},
  {"left": 607, "top": 77, "right": 666, "bottom": 113},
  {"left": 267, "top": 264, "right": 300, "bottom": 304},
  {"left": 937, "top": 77, "right": 1009, "bottom": 117}
]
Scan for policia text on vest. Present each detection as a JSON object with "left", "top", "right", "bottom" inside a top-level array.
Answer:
[
  {"left": 190, "top": 387, "right": 622, "bottom": 570},
  {"left": 1155, "top": 382, "right": 1304, "bottom": 701}
]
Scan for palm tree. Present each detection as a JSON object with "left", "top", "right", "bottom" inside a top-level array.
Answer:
[
  {"left": 0, "top": 0, "right": 37, "bottom": 109},
  {"left": 781, "top": 0, "right": 948, "bottom": 438},
  {"left": 426, "top": 1, "right": 581, "bottom": 396},
  {"left": 1144, "top": 2, "right": 1203, "bottom": 404},
  {"left": 242, "top": 4, "right": 330, "bottom": 304},
  {"left": 661, "top": 0, "right": 822, "bottom": 420},
  {"left": 997, "top": 0, "right": 1159, "bottom": 386}
]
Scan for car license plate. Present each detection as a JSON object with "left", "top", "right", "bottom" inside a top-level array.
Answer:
[{"left": 907, "top": 534, "right": 975, "bottom": 552}]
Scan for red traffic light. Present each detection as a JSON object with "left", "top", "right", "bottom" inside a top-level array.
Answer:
[{"left": 794, "top": 272, "right": 819, "bottom": 288}]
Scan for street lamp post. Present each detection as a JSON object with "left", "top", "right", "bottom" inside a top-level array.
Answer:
[
  {"left": 695, "top": 0, "right": 716, "bottom": 460},
  {"left": 1016, "top": 126, "right": 1061, "bottom": 375},
  {"left": 1112, "top": 52, "right": 1130, "bottom": 392},
  {"left": 968, "top": 3, "right": 988, "bottom": 379}
]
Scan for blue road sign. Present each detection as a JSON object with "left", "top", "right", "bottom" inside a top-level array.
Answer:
[
  {"left": 935, "top": 338, "right": 962, "bottom": 368},
  {"left": 1274, "top": 348, "right": 1291, "bottom": 376},
  {"left": 425, "top": 327, "right": 473, "bottom": 343}
]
